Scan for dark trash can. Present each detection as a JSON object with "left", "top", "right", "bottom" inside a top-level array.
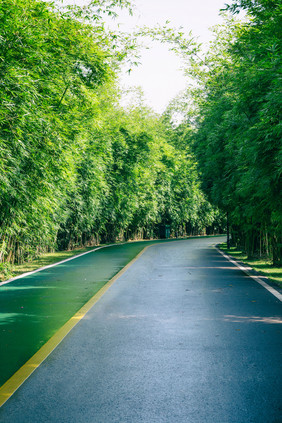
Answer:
[{"left": 160, "top": 224, "right": 171, "bottom": 239}]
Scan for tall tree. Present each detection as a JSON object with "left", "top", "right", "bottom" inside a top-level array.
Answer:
[
  {"left": 191, "top": 0, "right": 282, "bottom": 264},
  {"left": 0, "top": 0, "right": 111, "bottom": 263}
]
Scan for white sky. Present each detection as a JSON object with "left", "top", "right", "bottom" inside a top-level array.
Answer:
[
  {"left": 67, "top": 0, "right": 231, "bottom": 113},
  {"left": 109, "top": 0, "right": 230, "bottom": 113}
]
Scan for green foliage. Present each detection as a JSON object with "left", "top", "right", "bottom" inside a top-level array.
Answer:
[
  {"left": 0, "top": 0, "right": 223, "bottom": 268},
  {"left": 189, "top": 0, "right": 282, "bottom": 265},
  {"left": 0, "top": 0, "right": 111, "bottom": 262}
]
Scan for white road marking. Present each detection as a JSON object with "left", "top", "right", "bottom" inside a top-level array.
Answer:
[
  {"left": 216, "top": 248, "right": 282, "bottom": 302},
  {"left": 0, "top": 243, "right": 124, "bottom": 287}
]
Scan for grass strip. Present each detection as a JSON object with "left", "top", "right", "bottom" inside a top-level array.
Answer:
[
  {"left": 218, "top": 243, "right": 282, "bottom": 288},
  {"left": 0, "top": 245, "right": 115, "bottom": 282}
]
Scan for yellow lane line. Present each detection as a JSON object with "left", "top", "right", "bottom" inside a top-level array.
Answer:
[{"left": 0, "top": 245, "right": 151, "bottom": 408}]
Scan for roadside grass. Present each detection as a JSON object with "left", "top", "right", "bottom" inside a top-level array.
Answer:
[
  {"left": 219, "top": 243, "right": 282, "bottom": 288},
  {"left": 0, "top": 246, "right": 101, "bottom": 282}
]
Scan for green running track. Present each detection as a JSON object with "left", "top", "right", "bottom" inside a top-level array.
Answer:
[{"left": 0, "top": 240, "right": 174, "bottom": 387}]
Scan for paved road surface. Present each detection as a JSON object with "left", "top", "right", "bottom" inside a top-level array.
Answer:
[
  {"left": 0, "top": 241, "right": 161, "bottom": 386},
  {"left": 0, "top": 237, "right": 281, "bottom": 422}
]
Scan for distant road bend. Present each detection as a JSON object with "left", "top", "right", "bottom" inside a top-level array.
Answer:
[{"left": 0, "top": 236, "right": 281, "bottom": 423}]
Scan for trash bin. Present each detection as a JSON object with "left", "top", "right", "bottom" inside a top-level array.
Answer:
[
  {"left": 160, "top": 224, "right": 171, "bottom": 239},
  {"left": 165, "top": 225, "right": 170, "bottom": 238}
]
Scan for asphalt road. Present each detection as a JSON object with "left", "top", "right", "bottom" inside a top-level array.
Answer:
[
  {"left": 0, "top": 241, "right": 162, "bottom": 387},
  {"left": 0, "top": 237, "right": 281, "bottom": 422}
]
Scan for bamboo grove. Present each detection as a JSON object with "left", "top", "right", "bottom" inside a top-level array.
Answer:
[
  {"left": 0, "top": 0, "right": 223, "bottom": 270},
  {"left": 153, "top": 0, "right": 281, "bottom": 266},
  {"left": 0, "top": 0, "right": 281, "bottom": 271},
  {"left": 190, "top": 0, "right": 282, "bottom": 265}
]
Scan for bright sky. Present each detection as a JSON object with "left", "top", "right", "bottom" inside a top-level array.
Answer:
[
  {"left": 68, "top": 0, "right": 231, "bottom": 113},
  {"left": 111, "top": 0, "right": 230, "bottom": 113}
]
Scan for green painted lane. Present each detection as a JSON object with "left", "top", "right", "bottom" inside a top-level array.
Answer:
[{"left": 0, "top": 240, "right": 170, "bottom": 387}]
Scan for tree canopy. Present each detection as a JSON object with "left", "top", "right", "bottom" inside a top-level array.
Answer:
[
  {"left": 0, "top": 0, "right": 222, "bottom": 273},
  {"left": 179, "top": 0, "right": 281, "bottom": 264},
  {"left": 1, "top": 0, "right": 280, "bottom": 273}
]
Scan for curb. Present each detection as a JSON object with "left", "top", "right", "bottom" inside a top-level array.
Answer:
[{"left": 216, "top": 246, "right": 282, "bottom": 303}]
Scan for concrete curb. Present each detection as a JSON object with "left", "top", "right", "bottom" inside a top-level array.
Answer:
[{"left": 216, "top": 246, "right": 282, "bottom": 302}]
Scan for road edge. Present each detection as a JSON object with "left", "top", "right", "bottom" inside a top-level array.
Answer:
[{"left": 216, "top": 246, "right": 282, "bottom": 302}]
